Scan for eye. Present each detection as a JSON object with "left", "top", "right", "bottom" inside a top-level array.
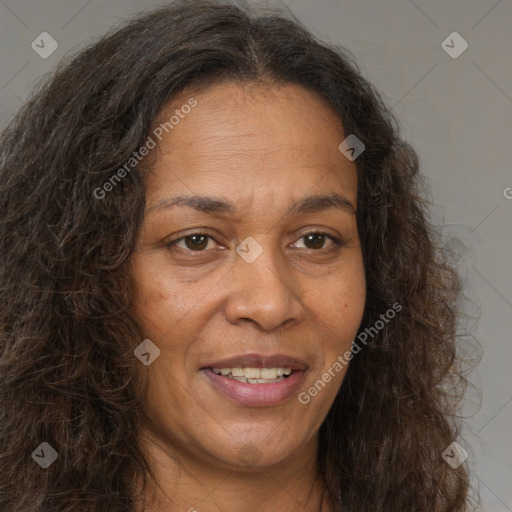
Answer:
[
  {"left": 166, "top": 230, "right": 344, "bottom": 254},
  {"left": 166, "top": 233, "right": 217, "bottom": 252},
  {"left": 292, "top": 231, "right": 343, "bottom": 251}
]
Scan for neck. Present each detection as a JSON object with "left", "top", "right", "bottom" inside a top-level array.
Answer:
[{"left": 132, "top": 425, "right": 333, "bottom": 512}]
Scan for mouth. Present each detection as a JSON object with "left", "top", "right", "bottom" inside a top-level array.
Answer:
[
  {"left": 200, "top": 354, "right": 308, "bottom": 407},
  {"left": 209, "top": 366, "right": 294, "bottom": 383}
]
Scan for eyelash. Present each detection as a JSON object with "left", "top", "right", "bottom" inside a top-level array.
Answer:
[{"left": 165, "top": 230, "right": 345, "bottom": 254}]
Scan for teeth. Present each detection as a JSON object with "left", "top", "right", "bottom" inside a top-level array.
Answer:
[
  {"left": 260, "top": 368, "right": 277, "bottom": 379},
  {"left": 211, "top": 367, "right": 293, "bottom": 381},
  {"left": 233, "top": 376, "right": 286, "bottom": 384},
  {"left": 245, "top": 368, "right": 261, "bottom": 379},
  {"left": 248, "top": 377, "right": 284, "bottom": 384}
]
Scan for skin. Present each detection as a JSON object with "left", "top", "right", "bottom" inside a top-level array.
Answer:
[{"left": 129, "top": 81, "right": 366, "bottom": 512}]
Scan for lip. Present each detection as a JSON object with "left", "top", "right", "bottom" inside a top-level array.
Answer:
[
  {"left": 201, "top": 367, "right": 306, "bottom": 407},
  {"left": 201, "top": 353, "right": 309, "bottom": 371}
]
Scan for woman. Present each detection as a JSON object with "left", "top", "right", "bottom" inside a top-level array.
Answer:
[{"left": 0, "top": 1, "right": 472, "bottom": 510}]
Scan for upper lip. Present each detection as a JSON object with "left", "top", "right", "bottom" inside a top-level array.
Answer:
[{"left": 202, "top": 353, "right": 308, "bottom": 371}]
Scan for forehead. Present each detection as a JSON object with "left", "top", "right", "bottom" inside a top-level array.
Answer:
[{"left": 145, "top": 81, "right": 357, "bottom": 203}]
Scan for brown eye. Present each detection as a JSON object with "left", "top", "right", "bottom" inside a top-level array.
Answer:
[
  {"left": 293, "top": 231, "right": 343, "bottom": 251},
  {"left": 303, "top": 233, "right": 327, "bottom": 250},
  {"left": 184, "top": 235, "right": 209, "bottom": 251},
  {"left": 167, "top": 234, "right": 214, "bottom": 252}
]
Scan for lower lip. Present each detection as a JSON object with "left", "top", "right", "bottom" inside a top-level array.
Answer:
[{"left": 201, "top": 368, "right": 306, "bottom": 407}]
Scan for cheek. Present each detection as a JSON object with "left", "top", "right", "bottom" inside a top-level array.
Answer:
[
  {"left": 129, "top": 267, "right": 182, "bottom": 339},
  {"left": 308, "top": 263, "right": 365, "bottom": 330},
  {"left": 131, "top": 285, "right": 165, "bottom": 325},
  {"left": 309, "top": 267, "right": 366, "bottom": 368},
  {"left": 129, "top": 256, "right": 197, "bottom": 329},
  {"left": 302, "top": 270, "right": 365, "bottom": 409}
]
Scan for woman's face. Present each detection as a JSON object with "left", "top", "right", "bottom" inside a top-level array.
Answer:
[{"left": 129, "top": 81, "right": 366, "bottom": 471}]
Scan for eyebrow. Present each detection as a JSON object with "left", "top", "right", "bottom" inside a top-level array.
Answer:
[{"left": 145, "top": 192, "right": 356, "bottom": 216}]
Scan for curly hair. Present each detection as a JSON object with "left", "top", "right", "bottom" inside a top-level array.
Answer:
[{"left": 0, "top": 1, "right": 474, "bottom": 510}]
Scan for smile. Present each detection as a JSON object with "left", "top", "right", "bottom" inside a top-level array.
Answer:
[
  {"left": 211, "top": 366, "right": 293, "bottom": 383},
  {"left": 202, "top": 367, "right": 306, "bottom": 407}
]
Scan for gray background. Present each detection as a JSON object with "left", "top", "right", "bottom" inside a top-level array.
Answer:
[{"left": 0, "top": 0, "right": 510, "bottom": 510}]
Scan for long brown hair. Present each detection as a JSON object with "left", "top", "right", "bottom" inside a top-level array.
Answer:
[{"left": 0, "top": 1, "right": 474, "bottom": 510}]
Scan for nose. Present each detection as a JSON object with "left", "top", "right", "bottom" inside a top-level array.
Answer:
[{"left": 224, "top": 241, "right": 305, "bottom": 331}]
